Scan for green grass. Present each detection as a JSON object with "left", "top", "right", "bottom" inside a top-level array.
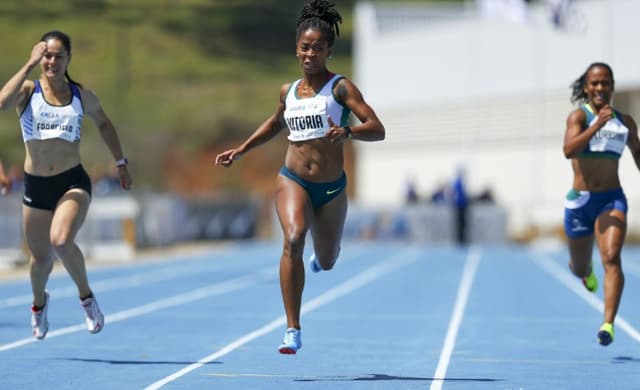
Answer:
[{"left": 0, "top": 0, "right": 446, "bottom": 189}]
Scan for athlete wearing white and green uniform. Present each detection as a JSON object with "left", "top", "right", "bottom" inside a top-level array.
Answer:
[
  {"left": 564, "top": 103, "right": 629, "bottom": 239},
  {"left": 563, "top": 62, "right": 640, "bottom": 347},
  {"left": 281, "top": 73, "right": 349, "bottom": 209}
]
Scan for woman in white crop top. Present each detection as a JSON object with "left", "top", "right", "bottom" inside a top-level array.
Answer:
[
  {"left": 563, "top": 62, "right": 640, "bottom": 346},
  {"left": 0, "top": 30, "right": 132, "bottom": 339},
  {"left": 215, "top": 0, "right": 385, "bottom": 354}
]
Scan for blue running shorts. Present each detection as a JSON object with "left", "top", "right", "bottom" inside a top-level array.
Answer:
[{"left": 564, "top": 188, "right": 627, "bottom": 238}]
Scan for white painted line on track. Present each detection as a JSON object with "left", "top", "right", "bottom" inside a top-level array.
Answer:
[
  {"left": 0, "top": 266, "right": 275, "bottom": 352},
  {"left": 144, "top": 247, "right": 421, "bottom": 390},
  {"left": 0, "top": 265, "right": 216, "bottom": 308},
  {"left": 531, "top": 250, "right": 640, "bottom": 343},
  {"left": 430, "top": 247, "right": 482, "bottom": 390}
]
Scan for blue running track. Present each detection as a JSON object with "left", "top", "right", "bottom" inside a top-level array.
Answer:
[{"left": 1, "top": 241, "right": 640, "bottom": 389}]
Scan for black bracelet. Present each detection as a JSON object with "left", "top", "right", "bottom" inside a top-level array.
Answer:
[{"left": 343, "top": 126, "right": 352, "bottom": 139}]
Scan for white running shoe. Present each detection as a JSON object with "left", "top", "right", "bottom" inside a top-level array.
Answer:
[
  {"left": 80, "top": 295, "right": 104, "bottom": 334},
  {"left": 278, "top": 328, "right": 302, "bottom": 354},
  {"left": 31, "top": 291, "right": 50, "bottom": 340},
  {"left": 309, "top": 254, "right": 322, "bottom": 273}
]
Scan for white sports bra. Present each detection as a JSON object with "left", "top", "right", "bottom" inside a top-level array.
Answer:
[
  {"left": 20, "top": 80, "right": 84, "bottom": 143},
  {"left": 283, "top": 73, "right": 350, "bottom": 142}
]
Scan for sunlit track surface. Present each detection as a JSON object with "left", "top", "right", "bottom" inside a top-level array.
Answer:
[{"left": 1, "top": 241, "right": 639, "bottom": 389}]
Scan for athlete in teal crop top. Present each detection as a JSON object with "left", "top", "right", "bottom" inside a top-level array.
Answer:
[{"left": 563, "top": 62, "right": 640, "bottom": 346}]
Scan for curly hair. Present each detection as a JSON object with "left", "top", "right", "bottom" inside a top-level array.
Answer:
[
  {"left": 296, "top": 0, "right": 343, "bottom": 47},
  {"left": 570, "top": 62, "right": 614, "bottom": 105}
]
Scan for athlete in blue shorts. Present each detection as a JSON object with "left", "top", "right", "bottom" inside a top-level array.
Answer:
[
  {"left": 215, "top": 0, "right": 385, "bottom": 355},
  {"left": 563, "top": 62, "right": 640, "bottom": 346}
]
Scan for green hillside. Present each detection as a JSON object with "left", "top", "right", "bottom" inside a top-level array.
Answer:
[
  {"left": 0, "top": 0, "right": 452, "bottom": 191},
  {"left": 0, "top": 0, "right": 356, "bottom": 189}
]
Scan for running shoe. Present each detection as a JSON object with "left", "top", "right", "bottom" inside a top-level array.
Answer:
[
  {"left": 81, "top": 295, "right": 104, "bottom": 334},
  {"left": 31, "top": 291, "right": 50, "bottom": 340},
  {"left": 309, "top": 254, "right": 322, "bottom": 273},
  {"left": 582, "top": 267, "right": 598, "bottom": 293},
  {"left": 598, "top": 323, "right": 614, "bottom": 346},
  {"left": 278, "top": 327, "right": 302, "bottom": 354}
]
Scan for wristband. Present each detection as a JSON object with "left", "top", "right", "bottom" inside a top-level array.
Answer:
[
  {"left": 116, "top": 157, "right": 128, "bottom": 167},
  {"left": 343, "top": 126, "right": 352, "bottom": 139}
]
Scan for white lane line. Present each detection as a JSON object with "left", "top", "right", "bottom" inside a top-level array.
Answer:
[
  {"left": 430, "top": 247, "right": 482, "bottom": 390},
  {"left": 0, "top": 265, "right": 212, "bottom": 308},
  {"left": 0, "top": 246, "right": 260, "bottom": 308},
  {"left": 144, "top": 247, "right": 421, "bottom": 390},
  {"left": 531, "top": 250, "right": 640, "bottom": 343},
  {"left": 0, "top": 266, "right": 275, "bottom": 352}
]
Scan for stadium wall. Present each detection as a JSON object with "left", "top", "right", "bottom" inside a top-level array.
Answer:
[{"left": 352, "top": 0, "right": 640, "bottom": 239}]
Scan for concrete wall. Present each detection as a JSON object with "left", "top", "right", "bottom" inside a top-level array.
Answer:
[{"left": 352, "top": 0, "right": 640, "bottom": 238}]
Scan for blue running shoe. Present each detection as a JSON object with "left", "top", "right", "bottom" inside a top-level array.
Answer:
[
  {"left": 278, "top": 328, "right": 301, "bottom": 354},
  {"left": 309, "top": 254, "right": 322, "bottom": 273}
]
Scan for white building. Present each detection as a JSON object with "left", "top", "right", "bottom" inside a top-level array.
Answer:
[{"left": 352, "top": 0, "right": 640, "bottom": 239}]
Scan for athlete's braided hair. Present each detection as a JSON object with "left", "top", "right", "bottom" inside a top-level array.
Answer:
[
  {"left": 570, "top": 62, "right": 614, "bottom": 105},
  {"left": 40, "top": 30, "right": 83, "bottom": 88},
  {"left": 296, "top": 0, "right": 342, "bottom": 48}
]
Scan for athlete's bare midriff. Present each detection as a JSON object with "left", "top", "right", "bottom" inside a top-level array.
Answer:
[
  {"left": 284, "top": 138, "right": 344, "bottom": 182},
  {"left": 24, "top": 138, "right": 81, "bottom": 176},
  {"left": 571, "top": 157, "right": 621, "bottom": 191}
]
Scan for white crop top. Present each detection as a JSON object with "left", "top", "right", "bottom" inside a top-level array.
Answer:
[
  {"left": 283, "top": 74, "right": 350, "bottom": 142},
  {"left": 20, "top": 80, "right": 84, "bottom": 143}
]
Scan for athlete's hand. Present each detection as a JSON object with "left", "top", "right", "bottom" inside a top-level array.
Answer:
[
  {"left": 0, "top": 174, "right": 11, "bottom": 195},
  {"left": 118, "top": 166, "right": 132, "bottom": 190},
  {"left": 596, "top": 105, "right": 614, "bottom": 127},
  {"left": 326, "top": 117, "right": 350, "bottom": 144},
  {"left": 28, "top": 42, "right": 47, "bottom": 68},
  {"left": 215, "top": 149, "right": 242, "bottom": 167}
]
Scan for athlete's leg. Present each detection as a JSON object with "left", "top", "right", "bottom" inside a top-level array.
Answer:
[
  {"left": 23, "top": 206, "right": 55, "bottom": 308},
  {"left": 50, "top": 189, "right": 92, "bottom": 299},
  {"left": 310, "top": 191, "right": 347, "bottom": 271},
  {"left": 275, "top": 174, "right": 312, "bottom": 330},
  {"left": 594, "top": 209, "right": 626, "bottom": 325},
  {"left": 568, "top": 235, "right": 594, "bottom": 278}
]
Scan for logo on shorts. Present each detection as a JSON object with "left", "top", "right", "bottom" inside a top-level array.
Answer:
[
  {"left": 23, "top": 195, "right": 32, "bottom": 204},
  {"left": 571, "top": 218, "right": 589, "bottom": 233},
  {"left": 326, "top": 188, "right": 341, "bottom": 195}
]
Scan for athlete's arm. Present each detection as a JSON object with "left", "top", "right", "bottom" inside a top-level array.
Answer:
[
  {"left": 81, "top": 88, "right": 132, "bottom": 190},
  {"left": 215, "top": 83, "right": 288, "bottom": 167},
  {"left": 332, "top": 78, "right": 385, "bottom": 142},
  {"left": 0, "top": 42, "right": 44, "bottom": 112},
  {"left": 623, "top": 114, "right": 640, "bottom": 171},
  {"left": 563, "top": 106, "right": 612, "bottom": 158}
]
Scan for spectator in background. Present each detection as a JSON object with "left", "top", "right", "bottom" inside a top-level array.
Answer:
[
  {"left": 563, "top": 62, "right": 640, "bottom": 346},
  {"left": 0, "top": 159, "right": 11, "bottom": 194},
  {"left": 0, "top": 30, "right": 132, "bottom": 340},
  {"left": 215, "top": 0, "right": 385, "bottom": 354},
  {"left": 405, "top": 177, "right": 419, "bottom": 204},
  {"left": 452, "top": 166, "right": 469, "bottom": 246},
  {"left": 430, "top": 182, "right": 447, "bottom": 204}
]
